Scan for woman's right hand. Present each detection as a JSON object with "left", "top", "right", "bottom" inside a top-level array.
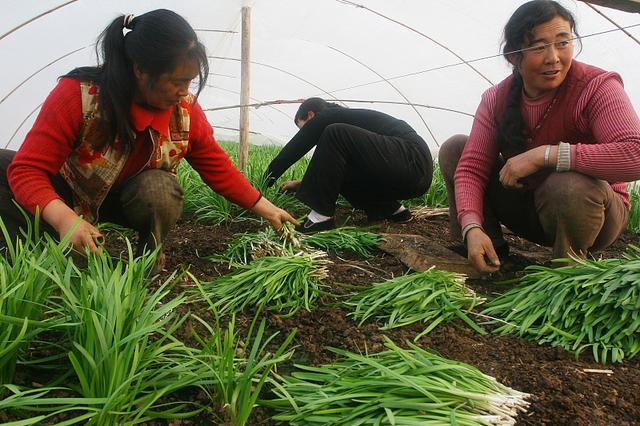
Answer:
[
  {"left": 59, "top": 215, "right": 103, "bottom": 254},
  {"left": 279, "top": 179, "right": 301, "bottom": 192},
  {"left": 42, "top": 199, "right": 103, "bottom": 254},
  {"left": 465, "top": 227, "right": 500, "bottom": 273}
]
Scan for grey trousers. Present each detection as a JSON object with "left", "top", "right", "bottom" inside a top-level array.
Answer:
[
  {"left": 438, "top": 135, "right": 629, "bottom": 259},
  {"left": 0, "top": 149, "right": 183, "bottom": 258}
]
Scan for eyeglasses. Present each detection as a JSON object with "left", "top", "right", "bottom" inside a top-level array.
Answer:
[{"left": 525, "top": 39, "right": 573, "bottom": 55}]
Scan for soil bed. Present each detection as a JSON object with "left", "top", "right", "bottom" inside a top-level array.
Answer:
[
  {"left": 8, "top": 210, "right": 640, "bottom": 425},
  {"left": 152, "top": 210, "right": 640, "bottom": 425}
]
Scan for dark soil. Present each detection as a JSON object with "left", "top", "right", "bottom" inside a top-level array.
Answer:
[
  {"left": 155, "top": 210, "right": 640, "bottom": 426},
  {"left": 7, "top": 209, "right": 640, "bottom": 425}
]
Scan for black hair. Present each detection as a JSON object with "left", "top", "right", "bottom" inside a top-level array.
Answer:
[
  {"left": 65, "top": 9, "right": 209, "bottom": 148},
  {"left": 294, "top": 97, "right": 343, "bottom": 125},
  {"left": 495, "top": 0, "right": 579, "bottom": 158}
]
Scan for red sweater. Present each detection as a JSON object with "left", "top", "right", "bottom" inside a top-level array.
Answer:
[
  {"left": 455, "top": 71, "right": 640, "bottom": 231},
  {"left": 8, "top": 78, "right": 260, "bottom": 215}
]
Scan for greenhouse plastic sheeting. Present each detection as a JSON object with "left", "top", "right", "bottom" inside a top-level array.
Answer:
[{"left": 2, "top": 0, "right": 639, "bottom": 149}]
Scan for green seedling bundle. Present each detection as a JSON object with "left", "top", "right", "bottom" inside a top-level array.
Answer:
[
  {"left": 346, "top": 268, "right": 485, "bottom": 340},
  {"left": 208, "top": 223, "right": 303, "bottom": 265},
  {"left": 201, "top": 252, "right": 330, "bottom": 317},
  {"left": 303, "top": 226, "right": 382, "bottom": 258},
  {"left": 483, "top": 246, "right": 640, "bottom": 364},
  {"left": 211, "top": 225, "right": 382, "bottom": 266},
  {"left": 266, "top": 337, "right": 530, "bottom": 425}
]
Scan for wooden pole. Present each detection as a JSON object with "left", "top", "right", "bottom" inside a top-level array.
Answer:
[{"left": 238, "top": 6, "right": 251, "bottom": 170}]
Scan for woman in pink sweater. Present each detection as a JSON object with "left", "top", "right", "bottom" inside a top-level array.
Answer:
[
  {"left": 0, "top": 10, "right": 295, "bottom": 271},
  {"left": 439, "top": 0, "right": 640, "bottom": 273}
]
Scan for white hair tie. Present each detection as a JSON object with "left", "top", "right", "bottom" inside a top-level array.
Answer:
[{"left": 123, "top": 14, "right": 135, "bottom": 29}]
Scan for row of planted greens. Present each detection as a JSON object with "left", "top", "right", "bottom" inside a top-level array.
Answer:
[
  {"left": 182, "top": 140, "right": 640, "bottom": 234},
  {"left": 2, "top": 218, "right": 534, "bottom": 425},
  {"left": 0, "top": 221, "right": 295, "bottom": 425},
  {"left": 178, "top": 140, "right": 449, "bottom": 225},
  {"left": 4, "top": 193, "right": 639, "bottom": 424}
]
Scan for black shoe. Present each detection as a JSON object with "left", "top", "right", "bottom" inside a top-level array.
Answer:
[
  {"left": 367, "top": 208, "right": 412, "bottom": 224},
  {"left": 295, "top": 218, "right": 336, "bottom": 234}
]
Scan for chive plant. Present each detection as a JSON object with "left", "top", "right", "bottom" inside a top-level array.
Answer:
[
  {"left": 483, "top": 246, "right": 640, "bottom": 364},
  {"left": 406, "top": 162, "right": 448, "bottom": 208},
  {"left": 627, "top": 183, "right": 640, "bottom": 233},
  {"left": 345, "top": 268, "right": 485, "bottom": 340},
  {"left": 0, "top": 384, "right": 104, "bottom": 425},
  {"left": 265, "top": 337, "right": 530, "bottom": 425},
  {"left": 200, "top": 252, "right": 330, "bottom": 317},
  {"left": 208, "top": 223, "right": 303, "bottom": 265},
  {"left": 303, "top": 227, "right": 382, "bottom": 258},
  {"left": 178, "top": 162, "right": 246, "bottom": 224},
  {"left": 54, "top": 242, "right": 202, "bottom": 424},
  {"left": 210, "top": 225, "right": 381, "bottom": 266},
  {"left": 189, "top": 277, "right": 297, "bottom": 425},
  {"left": 0, "top": 217, "right": 62, "bottom": 384},
  {"left": 192, "top": 316, "right": 295, "bottom": 425},
  {"left": 178, "top": 141, "right": 308, "bottom": 224}
]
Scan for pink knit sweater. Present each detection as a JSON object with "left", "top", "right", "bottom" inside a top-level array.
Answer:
[{"left": 455, "top": 72, "right": 640, "bottom": 231}]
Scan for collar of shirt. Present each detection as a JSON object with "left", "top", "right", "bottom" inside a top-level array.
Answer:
[{"left": 130, "top": 102, "right": 172, "bottom": 137}]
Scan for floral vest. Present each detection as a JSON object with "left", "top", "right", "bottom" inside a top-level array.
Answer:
[{"left": 59, "top": 81, "right": 193, "bottom": 223}]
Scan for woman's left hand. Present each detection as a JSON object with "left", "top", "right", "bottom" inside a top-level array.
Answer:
[
  {"left": 250, "top": 196, "right": 298, "bottom": 230},
  {"left": 499, "top": 145, "right": 546, "bottom": 189},
  {"left": 279, "top": 179, "right": 301, "bottom": 192}
]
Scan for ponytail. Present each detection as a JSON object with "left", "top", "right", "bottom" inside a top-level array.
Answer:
[
  {"left": 99, "top": 15, "right": 137, "bottom": 148},
  {"left": 64, "top": 10, "right": 209, "bottom": 150}
]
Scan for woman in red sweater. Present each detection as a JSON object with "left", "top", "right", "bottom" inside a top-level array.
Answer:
[
  {"left": 439, "top": 0, "right": 640, "bottom": 273},
  {"left": 0, "top": 9, "right": 295, "bottom": 270}
]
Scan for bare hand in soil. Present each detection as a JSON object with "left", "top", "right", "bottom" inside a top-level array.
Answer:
[{"left": 466, "top": 228, "right": 500, "bottom": 273}]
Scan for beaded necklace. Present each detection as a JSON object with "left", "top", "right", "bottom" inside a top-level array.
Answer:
[{"left": 525, "top": 90, "right": 559, "bottom": 145}]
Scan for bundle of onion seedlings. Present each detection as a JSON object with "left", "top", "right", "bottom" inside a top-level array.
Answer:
[
  {"left": 207, "top": 223, "right": 303, "bottom": 265},
  {"left": 303, "top": 226, "right": 382, "bottom": 258},
  {"left": 201, "top": 251, "right": 330, "bottom": 317},
  {"left": 265, "top": 337, "right": 530, "bottom": 425},
  {"left": 209, "top": 224, "right": 381, "bottom": 266},
  {"left": 483, "top": 246, "right": 640, "bottom": 364},
  {"left": 345, "top": 268, "right": 485, "bottom": 340}
]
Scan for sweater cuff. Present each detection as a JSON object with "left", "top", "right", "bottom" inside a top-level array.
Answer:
[
  {"left": 555, "top": 142, "right": 571, "bottom": 172},
  {"left": 250, "top": 192, "right": 263, "bottom": 208},
  {"left": 461, "top": 223, "right": 483, "bottom": 242},
  {"left": 459, "top": 212, "right": 483, "bottom": 234}
]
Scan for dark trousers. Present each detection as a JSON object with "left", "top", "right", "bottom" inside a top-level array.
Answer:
[
  {"left": 295, "top": 123, "right": 433, "bottom": 218},
  {"left": 0, "top": 149, "right": 183, "bottom": 257},
  {"left": 438, "top": 135, "right": 629, "bottom": 258}
]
